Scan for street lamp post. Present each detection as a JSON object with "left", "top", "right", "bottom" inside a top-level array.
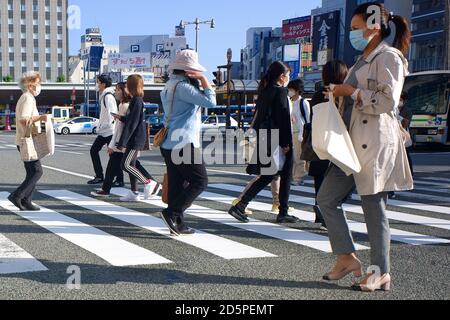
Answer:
[
  {"left": 179, "top": 18, "right": 215, "bottom": 53},
  {"left": 226, "top": 49, "right": 233, "bottom": 128}
]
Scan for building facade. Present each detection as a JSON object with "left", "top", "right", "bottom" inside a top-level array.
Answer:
[
  {"left": 410, "top": 0, "right": 449, "bottom": 72},
  {"left": 0, "top": 0, "right": 68, "bottom": 82}
]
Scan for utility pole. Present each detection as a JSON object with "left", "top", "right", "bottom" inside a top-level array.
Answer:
[{"left": 226, "top": 49, "right": 233, "bottom": 128}]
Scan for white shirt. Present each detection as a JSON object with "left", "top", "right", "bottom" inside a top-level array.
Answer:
[{"left": 290, "top": 96, "right": 311, "bottom": 142}]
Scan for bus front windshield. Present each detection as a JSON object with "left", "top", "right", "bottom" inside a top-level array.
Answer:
[{"left": 404, "top": 74, "right": 449, "bottom": 116}]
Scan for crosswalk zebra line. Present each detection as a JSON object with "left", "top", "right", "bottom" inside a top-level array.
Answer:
[
  {"left": 5, "top": 145, "right": 16, "bottom": 149},
  {"left": 0, "top": 192, "right": 172, "bottom": 267},
  {"left": 108, "top": 188, "right": 366, "bottom": 253},
  {"left": 0, "top": 233, "right": 48, "bottom": 275},
  {"left": 42, "top": 190, "right": 276, "bottom": 260},
  {"left": 301, "top": 179, "right": 450, "bottom": 201},
  {"left": 290, "top": 184, "right": 450, "bottom": 218},
  {"left": 209, "top": 184, "right": 450, "bottom": 246}
]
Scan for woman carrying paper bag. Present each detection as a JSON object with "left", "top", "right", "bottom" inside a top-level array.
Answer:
[
  {"left": 317, "top": 2, "right": 414, "bottom": 292},
  {"left": 8, "top": 71, "right": 50, "bottom": 212}
]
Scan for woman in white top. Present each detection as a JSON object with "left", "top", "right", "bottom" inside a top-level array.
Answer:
[{"left": 9, "top": 71, "right": 49, "bottom": 212}]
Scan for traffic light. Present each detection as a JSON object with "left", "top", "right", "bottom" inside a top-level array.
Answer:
[{"left": 213, "top": 70, "right": 223, "bottom": 87}]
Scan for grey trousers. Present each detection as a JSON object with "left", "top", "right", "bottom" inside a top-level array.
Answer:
[{"left": 317, "top": 165, "right": 391, "bottom": 274}]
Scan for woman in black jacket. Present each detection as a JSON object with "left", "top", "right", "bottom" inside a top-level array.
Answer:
[
  {"left": 117, "top": 74, "right": 161, "bottom": 200},
  {"left": 309, "top": 60, "right": 349, "bottom": 228},
  {"left": 228, "top": 61, "right": 300, "bottom": 224}
]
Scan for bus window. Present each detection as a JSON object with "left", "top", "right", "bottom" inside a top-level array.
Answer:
[
  {"left": 54, "top": 109, "right": 61, "bottom": 118},
  {"left": 62, "top": 109, "right": 69, "bottom": 118},
  {"left": 406, "top": 77, "right": 448, "bottom": 116}
]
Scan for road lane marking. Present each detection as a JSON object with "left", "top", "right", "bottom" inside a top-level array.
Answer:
[
  {"left": 0, "top": 233, "right": 48, "bottom": 275},
  {"left": 108, "top": 189, "right": 360, "bottom": 253},
  {"left": 58, "top": 150, "right": 84, "bottom": 155},
  {"left": 43, "top": 190, "right": 275, "bottom": 260},
  {"left": 42, "top": 166, "right": 94, "bottom": 180},
  {"left": 209, "top": 184, "right": 450, "bottom": 246},
  {"left": 0, "top": 192, "right": 172, "bottom": 267}
]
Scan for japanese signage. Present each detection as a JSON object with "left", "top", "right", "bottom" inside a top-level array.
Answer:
[
  {"left": 108, "top": 53, "right": 152, "bottom": 69},
  {"left": 312, "top": 11, "right": 341, "bottom": 62},
  {"left": 282, "top": 16, "right": 312, "bottom": 40},
  {"left": 82, "top": 46, "right": 104, "bottom": 72}
]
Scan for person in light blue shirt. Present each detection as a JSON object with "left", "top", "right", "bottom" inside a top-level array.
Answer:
[{"left": 159, "top": 50, "right": 217, "bottom": 236}]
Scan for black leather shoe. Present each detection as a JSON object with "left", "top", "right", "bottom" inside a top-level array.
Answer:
[
  {"left": 160, "top": 210, "right": 180, "bottom": 236},
  {"left": 8, "top": 194, "right": 26, "bottom": 211},
  {"left": 276, "top": 214, "right": 300, "bottom": 224},
  {"left": 112, "top": 181, "right": 125, "bottom": 188},
  {"left": 21, "top": 201, "right": 41, "bottom": 211},
  {"left": 228, "top": 206, "right": 249, "bottom": 223},
  {"left": 176, "top": 224, "right": 196, "bottom": 235},
  {"left": 87, "top": 178, "right": 104, "bottom": 185}
]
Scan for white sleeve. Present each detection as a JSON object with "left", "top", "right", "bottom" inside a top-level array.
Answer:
[{"left": 303, "top": 99, "right": 311, "bottom": 124}]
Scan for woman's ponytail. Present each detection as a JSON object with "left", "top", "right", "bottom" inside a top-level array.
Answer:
[{"left": 391, "top": 14, "right": 411, "bottom": 55}]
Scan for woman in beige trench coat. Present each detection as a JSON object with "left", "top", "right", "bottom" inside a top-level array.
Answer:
[{"left": 317, "top": 2, "right": 413, "bottom": 292}]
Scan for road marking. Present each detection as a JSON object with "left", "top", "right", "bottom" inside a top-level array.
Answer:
[
  {"left": 5, "top": 144, "right": 16, "bottom": 148},
  {"left": 420, "top": 177, "right": 450, "bottom": 183},
  {"left": 0, "top": 192, "right": 172, "bottom": 267},
  {"left": 209, "top": 184, "right": 450, "bottom": 246},
  {"left": 58, "top": 150, "right": 84, "bottom": 155},
  {"left": 0, "top": 233, "right": 48, "bottom": 275},
  {"left": 42, "top": 166, "right": 94, "bottom": 180},
  {"left": 414, "top": 180, "right": 450, "bottom": 188},
  {"left": 108, "top": 189, "right": 360, "bottom": 254},
  {"left": 65, "top": 144, "right": 85, "bottom": 148},
  {"left": 43, "top": 190, "right": 275, "bottom": 260}
]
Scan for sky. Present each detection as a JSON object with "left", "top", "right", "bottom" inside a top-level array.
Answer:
[{"left": 69, "top": 0, "right": 322, "bottom": 76}]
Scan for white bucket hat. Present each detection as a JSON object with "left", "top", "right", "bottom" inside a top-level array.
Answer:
[{"left": 168, "top": 50, "right": 207, "bottom": 73}]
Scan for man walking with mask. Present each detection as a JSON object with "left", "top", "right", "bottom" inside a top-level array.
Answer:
[{"left": 88, "top": 74, "right": 119, "bottom": 185}]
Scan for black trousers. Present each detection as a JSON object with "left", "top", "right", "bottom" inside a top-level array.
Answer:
[
  {"left": 103, "top": 152, "right": 126, "bottom": 193},
  {"left": 161, "top": 145, "right": 208, "bottom": 223},
  {"left": 239, "top": 150, "right": 294, "bottom": 215},
  {"left": 90, "top": 135, "right": 115, "bottom": 180},
  {"left": 13, "top": 147, "right": 43, "bottom": 203},
  {"left": 121, "top": 149, "right": 154, "bottom": 192}
]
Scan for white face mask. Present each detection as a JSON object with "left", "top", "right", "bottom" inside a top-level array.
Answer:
[{"left": 33, "top": 84, "right": 42, "bottom": 97}]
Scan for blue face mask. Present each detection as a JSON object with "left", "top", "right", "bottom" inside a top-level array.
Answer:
[{"left": 350, "top": 29, "right": 372, "bottom": 52}]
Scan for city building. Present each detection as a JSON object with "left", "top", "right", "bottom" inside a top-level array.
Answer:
[
  {"left": 410, "top": 0, "right": 449, "bottom": 72},
  {"left": 240, "top": 27, "right": 274, "bottom": 80},
  {"left": 0, "top": 0, "right": 69, "bottom": 82},
  {"left": 68, "top": 28, "right": 119, "bottom": 83},
  {"left": 119, "top": 35, "right": 188, "bottom": 77}
]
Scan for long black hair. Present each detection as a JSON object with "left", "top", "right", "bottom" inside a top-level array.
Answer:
[
  {"left": 257, "top": 61, "right": 290, "bottom": 95},
  {"left": 322, "top": 60, "right": 348, "bottom": 86},
  {"left": 352, "top": 2, "right": 411, "bottom": 55}
]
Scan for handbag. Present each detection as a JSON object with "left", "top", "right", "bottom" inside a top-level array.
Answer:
[
  {"left": 19, "top": 122, "right": 51, "bottom": 162},
  {"left": 153, "top": 81, "right": 183, "bottom": 148},
  {"left": 312, "top": 92, "right": 361, "bottom": 176},
  {"left": 399, "top": 122, "right": 413, "bottom": 148}
]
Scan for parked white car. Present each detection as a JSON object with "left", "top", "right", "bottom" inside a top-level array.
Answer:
[
  {"left": 201, "top": 115, "right": 238, "bottom": 134},
  {"left": 54, "top": 117, "right": 99, "bottom": 135}
]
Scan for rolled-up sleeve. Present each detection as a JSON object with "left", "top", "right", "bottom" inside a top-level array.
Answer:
[
  {"left": 356, "top": 52, "right": 405, "bottom": 116},
  {"left": 178, "top": 83, "right": 217, "bottom": 109}
]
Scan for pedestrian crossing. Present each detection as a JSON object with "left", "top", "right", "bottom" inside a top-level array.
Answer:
[{"left": 0, "top": 180, "right": 449, "bottom": 276}]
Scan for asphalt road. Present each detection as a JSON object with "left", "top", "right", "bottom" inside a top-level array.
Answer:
[{"left": 0, "top": 131, "right": 449, "bottom": 300}]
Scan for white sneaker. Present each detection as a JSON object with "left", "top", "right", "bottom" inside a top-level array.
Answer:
[
  {"left": 120, "top": 191, "right": 141, "bottom": 202},
  {"left": 144, "top": 180, "right": 161, "bottom": 200}
]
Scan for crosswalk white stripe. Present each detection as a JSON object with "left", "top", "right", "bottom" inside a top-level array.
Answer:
[
  {"left": 0, "top": 146, "right": 5, "bottom": 149},
  {"left": 5, "top": 144, "right": 16, "bottom": 148},
  {"left": 43, "top": 190, "right": 275, "bottom": 260},
  {"left": 0, "top": 233, "right": 48, "bottom": 275},
  {"left": 0, "top": 192, "right": 171, "bottom": 267},
  {"left": 301, "top": 180, "right": 450, "bottom": 200},
  {"left": 107, "top": 189, "right": 360, "bottom": 253},
  {"left": 290, "top": 184, "right": 450, "bottom": 219},
  {"left": 420, "top": 177, "right": 450, "bottom": 183},
  {"left": 210, "top": 184, "right": 450, "bottom": 246},
  {"left": 65, "top": 144, "right": 85, "bottom": 148}
]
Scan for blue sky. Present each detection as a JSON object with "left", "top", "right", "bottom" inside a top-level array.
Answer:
[{"left": 69, "top": 0, "right": 321, "bottom": 75}]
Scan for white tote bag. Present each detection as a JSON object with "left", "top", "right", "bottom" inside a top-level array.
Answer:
[
  {"left": 45, "top": 120, "right": 55, "bottom": 156},
  {"left": 312, "top": 93, "right": 361, "bottom": 176}
]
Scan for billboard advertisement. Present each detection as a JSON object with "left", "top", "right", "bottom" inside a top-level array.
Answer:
[
  {"left": 312, "top": 11, "right": 341, "bottom": 62},
  {"left": 282, "top": 16, "right": 312, "bottom": 40},
  {"left": 122, "top": 72, "right": 155, "bottom": 84},
  {"left": 283, "top": 44, "right": 300, "bottom": 62},
  {"left": 108, "top": 53, "right": 152, "bottom": 69}
]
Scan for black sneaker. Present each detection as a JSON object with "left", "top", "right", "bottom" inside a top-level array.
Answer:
[
  {"left": 160, "top": 210, "right": 180, "bottom": 236},
  {"left": 276, "top": 214, "right": 300, "bottom": 224},
  {"left": 8, "top": 194, "right": 26, "bottom": 211},
  {"left": 21, "top": 200, "right": 41, "bottom": 212},
  {"left": 176, "top": 224, "right": 196, "bottom": 235},
  {"left": 88, "top": 177, "right": 104, "bottom": 185},
  {"left": 228, "top": 206, "right": 249, "bottom": 223},
  {"left": 112, "top": 181, "right": 125, "bottom": 188}
]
